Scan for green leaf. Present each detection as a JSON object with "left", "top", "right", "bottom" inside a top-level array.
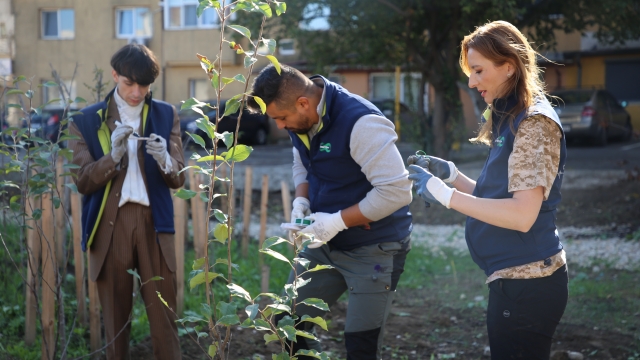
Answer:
[
  {"left": 294, "top": 349, "right": 329, "bottom": 360},
  {"left": 299, "top": 298, "right": 329, "bottom": 312},
  {"left": 281, "top": 325, "right": 297, "bottom": 341},
  {"left": 74, "top": 96, "right": 87, "bottom": 104},
  {"left": 256, "top": 2, "right": 272, "bottom": 17},
  {"left": 157, "top": 291, "right": 169, "bottom": 307},
  {"left": 196, "top": 0, "right": 212, "bottom": 17},
  {"left": 262, "top": 236, "right": 289, "bottom": 249},
  {"left": 284, "top": 283, "right": 297, "bottom": 299},
  {"left": 42, "top": 81, "right": 58, "bottom": 87},
  {"left": 186, "top": 131, "right": 207, "bottom": 149},
  {"left": 192, "top": 257, "right": 206, "bottom": 270},
  {"left": 244, "top": 56, "right": 258, "bottom": 68},
  {"left": 208, "top": 344, "right": 217, "bottom": 358},
  {"left": 245, "top": 304, "right": 259, "bottom": 320},
  {"left": 201, "top": 302, "right": 213, "bottom": 318},
  {"left": 6, "top": 89, "right": 25, "bottom": 96},
  {"left": 31, "top": 208, "right": 42, "bottom": 220},
  {"left": 264, "top": 333, "right": 279, "bottom": 345},
  {"left": 52, "top": 197, "right": 61, "bottom": 209},
  {"left": 214, "top": 258, "right": 240, "bottom": 271},
  {"left": 189, "top": 272, "right": 220, "bottom": 290},
  {"left": 308, "top": 264, "right": 334, "bottom": 272},
  {"left": 233, "top": 74, "right": 246, "bottom": 83},
  {"left": 217, "top": 301, "right": 236, "bottom": 317},
  {"left": 260, "top": 248, "right": 291, "bottom": 266},
  {"left": 273, "top": 352, "right": 292, "bottom": 360},
  {"left": 276, "top": 315, "right": 295, "bottom": 328},
  {"left": 294, "top": 277, "right": 312, "bottom": 290},
  {"left": 174, "top": 188, "right": 197, "bottom": 200},
  {"left": 223, "top": 97, "right": 242, "bottom": 117},
  {"left": 127, "top": 269, "right": 141, "bottom": 282},
  {"left": 300, "top": 315, "right": 328, "bottom": 331},
  {"left": 220, "top": 131, "right": 233, "bottom": 148},
  {"left": 12, "top": 75, "right": 26, "bottom": 85},
  {"left": 253, "top": 318, "right": 271, "bottom": 331},
  {"left": 223, "top": 144, "right": 252, "bottom": 162},
  {"left": 227, "top": 283, "right": 252, "bottom": 303},
  {"left": 253, "top": 96, "right": 267, "bottom": 114},
  {"left": 274, "top": 1, "right": 287, "bottom": 16},
  {"left": 266, "top": 55, "right": 281, "bottom": 74},
  {"left": 197, "top": 154, "right": 225, "bottom": 162},
  {"left": 221, "top": 77, "right": 235, "bottom": 85},
  {"left": 213, "top": 223, "right": 229, "bottom": 243},
  {"left": 181, "top": 97, "right": 207, "bottom": 110},
  {"left": 195, "top": 118, "right": 216, "bottom": 140},
  {"left": 217, "top": 314, "right": 240, "bottom": 326},
  {"left": 266, "top": 303, "right": 291, "bottom": 315},
  {"left": 228, "top": 25, "right": 251, "bottom": 39},
  {"left": 263, "top": 38, "right": 276, "bottom": 55},
  {"left": 213, "top": 209, "right": 228, "bottom": 223},
  {"left": 296, "top": 330, "right": 318, "bottom": 341},
  {"left": 295, "top": 257, "right": 311, "bottom": 269}
]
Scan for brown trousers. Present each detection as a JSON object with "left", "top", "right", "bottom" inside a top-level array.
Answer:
[{"left": 95, "top": 203, "right": 181, "bottom": 360}]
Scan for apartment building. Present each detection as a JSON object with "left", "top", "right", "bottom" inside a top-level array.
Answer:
[{"left": 11, "top": 0, "right": 247, "bottom": 110}]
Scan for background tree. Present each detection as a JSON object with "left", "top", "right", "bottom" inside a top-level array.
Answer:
[{"left": 249, "top": 0, "right": 640, "bottom": 156}]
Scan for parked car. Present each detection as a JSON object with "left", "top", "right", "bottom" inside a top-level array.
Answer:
[
  {"left": 550, "top": 89, "right": 633, "bottom": 146},
  {"left": 21, "top": 108, "right": 67, "bottom": 147},
  {"left": 179, "top": 100, "right": 270, "bottom": 148}
]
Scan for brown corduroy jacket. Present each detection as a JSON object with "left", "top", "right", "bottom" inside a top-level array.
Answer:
[{"left": 69, "top": 94, "right": 185, "bottom": 281}]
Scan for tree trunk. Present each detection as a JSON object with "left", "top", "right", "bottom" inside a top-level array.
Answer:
[{"left": 431, "top": 87, "right": 447, "bottom": 158}]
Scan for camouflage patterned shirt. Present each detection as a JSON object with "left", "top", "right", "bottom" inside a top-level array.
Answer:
[{"left": 487, "top": 114, "right": 565, "bottom": 282}]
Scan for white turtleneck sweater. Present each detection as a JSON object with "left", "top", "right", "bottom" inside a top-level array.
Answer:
[{"left": 114, "top": 88, "right": 150, "bottom": 207}]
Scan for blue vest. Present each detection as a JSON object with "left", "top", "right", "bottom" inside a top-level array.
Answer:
[
  {"left": 75, "top": 89, "right": 175, "bottom": 251},
  {"left": 465, "top": 95, "right": 566, "bottom": 275},
  {"left": 290, "top": 76, "right": 412, "bottom": 250}
]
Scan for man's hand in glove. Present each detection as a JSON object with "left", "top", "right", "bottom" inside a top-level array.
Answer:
[
  {"left": 145, "top": 133, "right": 168, "bottom": 167},
  {"left": 110, "top": 122, "right": 134, "bottom": 163},
  {"left": 299, "top": 211, "right": 347, "bottom": 249},
  {"left": 407, "top": 165, "right": 455, "bottom": 208},
  {"left": 407, "top": 154, "right": 458, "bottom": 183},
  {"left": 289, "top": 197, "right": 311, "bottom": 244}
]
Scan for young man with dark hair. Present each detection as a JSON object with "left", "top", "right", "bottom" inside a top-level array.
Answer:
[
  {"left": 69, "top": 44, "right": 184, "bottom": 359},
  {"left": 247, "top": 64, "right": 413, "bottom": 359}
]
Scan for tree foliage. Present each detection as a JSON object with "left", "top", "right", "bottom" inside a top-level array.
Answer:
[{"left": 256, "top": 0, "right": 640, "bottom": 155}]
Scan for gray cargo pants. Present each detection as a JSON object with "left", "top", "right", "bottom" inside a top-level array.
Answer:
[{"left": 281, "top": 236, "right": 411, "bottom": 359}]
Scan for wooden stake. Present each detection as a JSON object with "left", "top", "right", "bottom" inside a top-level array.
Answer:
[
  {"left": 24, "top": 195, "right": 41, "bottom": 345},
  {"left": 241, "top": 166, "right": 253, "bottom": 258},
  {"left": 70, "top": 192, "right": 87, "bottom": 326},
  {"left": 173, "top": 192, "right": 186, "bottom": 315},
  {"left": 259, "top": 174, "right": 269, "bottom": 293},
  {"left": 188, "top": 163, "right": 204, "bottom": 259},
  {"left": 281, "top": 180, "right": 291, "bottom": 223},
  {"left": 88, "top": 257, "right": 101, "bottom": 357},
  {"left": 41, "top": 193, "right": 56, "bottom": 360},
  {"left": 219, "top": 166, "right": 228, "bottom": 214},
  {"left": 55, "top": 158, "right": 66, "bottom": 266}
]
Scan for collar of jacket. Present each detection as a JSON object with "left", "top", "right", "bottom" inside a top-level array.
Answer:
[{"left": 96, "top": 88, "right": 154, "bottom": 122}]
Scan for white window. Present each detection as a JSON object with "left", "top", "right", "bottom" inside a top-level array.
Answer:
[
  {"left": 279, "top": 39, "right": 295, "bottom": 56},
  {"left": 189, "top": 79, "right": 209, "bottom": 100},
  {"left": 43, "top": 80, "right": 77, "bottom": 108},
  {"left": 370, "top": 72, "right": 424, "bottom": 112},
  {"left": 41, "top": 9, "right": 75, "bottom": 39},
  {"left": 116, "top": 8, "right": 152, "bottom": 39},
  {"left": 165, "top": 0, "right": 219, "bottom": 29}
]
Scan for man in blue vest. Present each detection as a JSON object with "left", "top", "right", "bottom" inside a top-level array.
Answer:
[
  {"left": 69, "top": 44, "right": 184, "bottom": 359},
  {"left": 247, "top": 64, "right": 413, "bottom": 359}
]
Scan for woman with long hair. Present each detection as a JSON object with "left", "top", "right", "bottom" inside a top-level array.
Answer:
[{"left": 408, "top": 20, "right": 568, "bottom": 358}]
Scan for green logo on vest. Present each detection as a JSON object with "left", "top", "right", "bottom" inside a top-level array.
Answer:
[
  {"left": 494, "top": 136, "right": 505, "bottom": 147},
  {"left": 319, "top": 142, "right": 331, "bottom": 153}
]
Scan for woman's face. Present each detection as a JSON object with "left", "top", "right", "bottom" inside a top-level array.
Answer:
[{"left": 466, "top": 48, "right": 513, "bottom": 105}]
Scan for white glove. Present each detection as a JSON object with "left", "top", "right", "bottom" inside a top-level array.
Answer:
[
  {"left": 289, "top": 197, "right": 311, "bottom": 244},
  {"left": 145, "top": 133, "right": 168, "bottom": 167},
  {"left": 299, "top": 211, "right": 347, "bottom": 249},
  {"left": 408, "top": 165, "right": 455, "bottom": 208},
  {"left": 110, "top": 122, "right": 134, "bottom": 163}
]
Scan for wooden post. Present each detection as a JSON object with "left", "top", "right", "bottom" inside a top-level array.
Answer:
[
  {"left": 173, "top": 192, "right": 186, "bottom": 315},
  {"left": 41, "top": 193, "right": 56, "bottom": 360},
  {"left": 281, "top": 180, "right": 291, "bottom": 223},
  {"left": 88, "top": 257, "right": 101, "bottom": 357},
  {"left": 70, "top": 192, "right": 87, "bottom": 326},
  {"left": 55, "top": 158, "right": 66, "bottom": 266},
  {"left": 241, "top": 166, "right": 253, "bottom": 258},
  {"left": 259, "top": 174, "right": 269, "bottom": 293},
  {"left": 188, "top": 164, "right": 204, "bottom": 259},
  {"left": 24, "top": 196, "right": 41, "bottom": 345},
  {"left": 219, "top": 166, "right": 228, "bottom": 214}
]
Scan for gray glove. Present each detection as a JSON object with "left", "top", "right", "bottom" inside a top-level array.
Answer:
[
  {"left": 407, "top": 154, "right": 458, "bottom": 183},
  {"left": 145, "top": 133, "right": 168, "bottom": 167},
  {"left": 110, "top": 123, "right": 134, "bottom": 163}
]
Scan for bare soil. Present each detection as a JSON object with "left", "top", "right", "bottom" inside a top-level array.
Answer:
[{"left": 126, "top": 177, "right": 640, "bottom": 359}]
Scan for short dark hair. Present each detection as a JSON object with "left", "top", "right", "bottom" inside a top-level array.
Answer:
[
  {"left": 246, "top": 64, "right": 309, "bottom": 113},
  {"left": 110, "top": 44, "right": 160, "bottom": 86}
]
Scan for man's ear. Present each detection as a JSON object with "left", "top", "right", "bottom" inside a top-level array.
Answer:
[
  {"left": 296, "top": 96, "right": 311, "bottom": 111},
  {"left": 111, "top": 69, "right": 119, "bottom": 83}
]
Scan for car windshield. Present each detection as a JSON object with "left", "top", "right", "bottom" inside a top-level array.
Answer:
[{"left": 551, "top": 91, "right": 593, "bottom": 105}]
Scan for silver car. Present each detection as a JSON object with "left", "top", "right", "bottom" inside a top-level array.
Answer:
[{"left": 551, "top": 89, "right": 633, "bottom": 146}]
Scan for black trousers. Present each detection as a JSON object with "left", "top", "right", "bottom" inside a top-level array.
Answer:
[{"left": 487, "top": 265, "right": 568, "bottom": 359}]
